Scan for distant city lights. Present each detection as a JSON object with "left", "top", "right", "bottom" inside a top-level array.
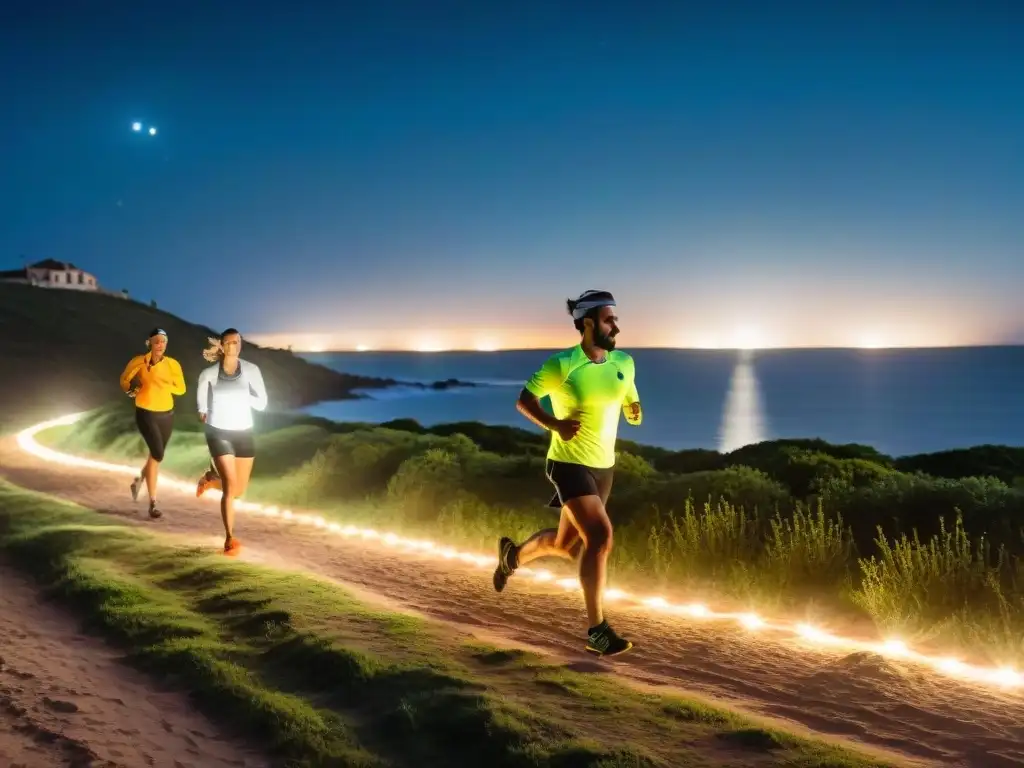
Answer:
[{"left": 246, "top": 323, "right": 969, "bottom": 353}]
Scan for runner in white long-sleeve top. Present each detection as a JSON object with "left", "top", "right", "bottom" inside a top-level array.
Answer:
[{"left": 194, "top": 328, "right": 268, "bottom": 555}]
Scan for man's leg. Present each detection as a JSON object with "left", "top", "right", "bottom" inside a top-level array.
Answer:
[
  {"left": 515, "top": 511, "right": 583, "bottom": 566},
  {"left": 563, "top": 493, "right": 630, "bottom": 656},
  {"left": 494, "top": 461, "right": 588, "bottom": 592},
  {"left": 494, "top": 511, "right": 583, "bottom": 590},
  {"left": 561, "top": 495, "right": 613, "bottom": 627}
]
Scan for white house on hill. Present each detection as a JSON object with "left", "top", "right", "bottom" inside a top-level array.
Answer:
[{"left": 0, "top": 259, "right": 100, "bottom": 291}]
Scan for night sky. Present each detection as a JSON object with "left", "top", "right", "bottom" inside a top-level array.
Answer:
[{"left": 2, "top": 2, "right": 1022, "bottom": 351}]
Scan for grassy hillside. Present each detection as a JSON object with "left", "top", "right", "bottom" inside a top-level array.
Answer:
[
  {"left": 0, "top": 480, "right": 893, "bottom": 768},
  {"left": 40, "top": 401, "right": 1024, "bottom": 669},
  {"left": 0, "top": 282, "right": 399, "bottom": 429}
]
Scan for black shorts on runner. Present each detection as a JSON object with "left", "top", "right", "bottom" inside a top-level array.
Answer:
[
  {"left": 135, "top": 407, "right": 174, "bottom": 462},
  {"left": 545, "top": 459, "right": 614, "bottom": 509},
  {"left": 205, "top": 426, "right": 256, "bottom": 459}
]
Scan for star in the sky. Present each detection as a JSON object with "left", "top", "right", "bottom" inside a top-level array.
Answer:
[{"left": 131, "top": 121, "right": 158, "bottom": 136}]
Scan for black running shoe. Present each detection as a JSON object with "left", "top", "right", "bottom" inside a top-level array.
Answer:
[
  {"left": 148, "top": 501, "right": 163, "bottom": 519},
  {"left": 130, "top": 476, "right": 141, "bottom": 502},
  {"left": 492, "top": 537, "right": 518, "bottom": 593},
  {"left": 585, "top": 620, "right": 633, "bottom": 657}
]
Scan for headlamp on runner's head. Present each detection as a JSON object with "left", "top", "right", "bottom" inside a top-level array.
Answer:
[{"left": 570, "top": 290, "right": 616, "bottom": 320}]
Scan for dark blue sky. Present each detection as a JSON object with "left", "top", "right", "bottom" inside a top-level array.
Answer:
[{"left": 2, "top": 2, "right": 1021, "bottom": 350}]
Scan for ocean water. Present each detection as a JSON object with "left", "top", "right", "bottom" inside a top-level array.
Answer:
[{"left": 298, "top": 346, "right": 1024, "bottom": 457}]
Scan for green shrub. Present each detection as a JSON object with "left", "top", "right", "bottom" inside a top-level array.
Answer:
[
  {"left": 894, "top": 445, "right": 1024, "bottom": 486},
  {"left": 614, "top": 466, "right": 790, "bottom": 527},
  {"left": 387, "top": 449, "right": 467, "bottom": 524},
  {"left": 821, "top": 472, "right": 1024, "bottom": 553}
]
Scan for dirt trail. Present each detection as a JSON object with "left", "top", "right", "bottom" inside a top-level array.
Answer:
[
  {"left": 0, "top": 559, "right": 268, "bottom": 768},
  {"left": 2, "top": 436, "right": 1023, "bottom": 768}
]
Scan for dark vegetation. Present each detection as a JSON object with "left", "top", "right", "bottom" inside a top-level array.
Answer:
[{"left": 46, "top": 401, "right": 1024, "bottom": 668}]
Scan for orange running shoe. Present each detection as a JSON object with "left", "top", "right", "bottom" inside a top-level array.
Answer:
[
  {"left": 196, "top": 470, "right": 220, "bottom": 498},
  {"left": 224, "top": 537, "right": 242, "bottom": 557}
]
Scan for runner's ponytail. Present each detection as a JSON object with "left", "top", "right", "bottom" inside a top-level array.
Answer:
[{"left": 202, "top": 336, "right": 223, "bottom": 363}]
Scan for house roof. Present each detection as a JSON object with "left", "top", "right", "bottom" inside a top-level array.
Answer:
[
  {"left": 1, "top": 260, "right": 93, "bottom": 277},
  {"left": 30, "top": 258, "right": 80, "bottom": 271}
]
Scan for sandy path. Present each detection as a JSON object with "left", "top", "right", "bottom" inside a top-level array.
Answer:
[
  {"left": 0, "top": 561, "right": 269, "bottom": 768},
  {"left": 2, "top": 437, "right": 1023, "bottom": 768}
]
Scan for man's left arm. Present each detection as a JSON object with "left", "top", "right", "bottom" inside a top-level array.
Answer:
[{"left": 621, "top": 362, "right": 642, "bottom": 426}]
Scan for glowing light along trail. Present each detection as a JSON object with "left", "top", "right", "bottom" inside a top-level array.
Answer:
[{"left": 15, "top": 412, "right": 1024, "bottom": 693}]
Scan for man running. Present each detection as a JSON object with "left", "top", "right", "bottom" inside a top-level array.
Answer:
[
  {"left": 493, "top": 289, "right": 642, "bottom": 657},
  {"left": 119, "top": 327, "right": 186, "bottom": 519}
]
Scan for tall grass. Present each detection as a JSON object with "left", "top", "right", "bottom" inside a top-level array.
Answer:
[
  {"left": 612, "top": 498, "right": 854, "bottom": 612},
  {"left": 764, "top": 502, "right": 854, "bottom": 596},
  {"left": 854, "top": 514, "right": 1024, "bottom": 661}
]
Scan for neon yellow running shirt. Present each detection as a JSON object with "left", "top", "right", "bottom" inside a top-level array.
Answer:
[{"left": 524, "top": 345, "right": 641, "bottom": 469}]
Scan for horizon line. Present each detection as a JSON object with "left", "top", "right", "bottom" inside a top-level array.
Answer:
[{"left": 271, "top": 342, "right": 1024, "bottom": 354}]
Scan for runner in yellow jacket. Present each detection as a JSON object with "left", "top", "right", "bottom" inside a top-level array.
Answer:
[{"left": 119, "top": 327, "right": 186, "bottom": 519}]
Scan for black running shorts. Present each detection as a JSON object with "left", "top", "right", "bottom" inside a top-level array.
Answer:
[
  {"left": 545, "top": 459, "right": 614, "bottom": 509},
  {"left": 205, "top": 425, "right": 256, "bottom": 459},
  {"left": 135, "top": 407, "right": 174, "bottom": 462}
]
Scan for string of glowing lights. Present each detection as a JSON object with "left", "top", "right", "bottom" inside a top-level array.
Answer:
[{"left": 14, "top": 412, "right": 1023, "bottom": 693}]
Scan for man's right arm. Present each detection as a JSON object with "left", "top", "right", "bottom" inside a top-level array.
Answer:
[
  {"left": 516, "top": 354, "right": 570, "bottom": 433},
  {"left": 516, "top": 388, "right": 560, "bottom": 431}
]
